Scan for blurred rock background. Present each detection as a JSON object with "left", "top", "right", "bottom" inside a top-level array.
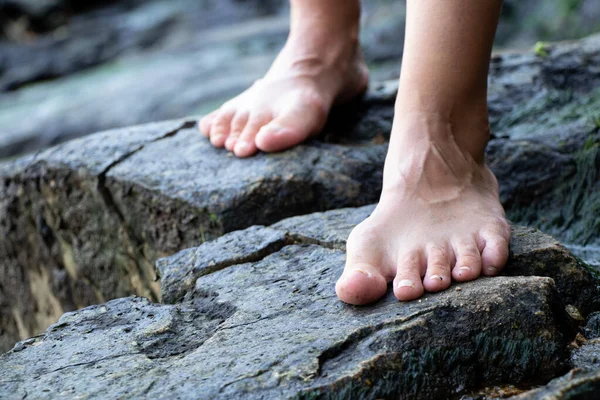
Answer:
[{"left": 0, "top": 0, "right": 599, "bottom": 159}]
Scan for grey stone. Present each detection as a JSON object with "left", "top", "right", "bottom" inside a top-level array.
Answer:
[
  {"left": 2, "top": 34, "right": 600, "bottom": 352},
  {"left": 161, "top": 207, "right": 600, "bottom": 315},
  {"left": 0, "top": 0, "right": 287, "bottom": 91},
  {"left": 0, "top": 110, "right": 387, "bottom": 351},
  {"left": 157, "top": 226, "right": 289, "bottom": 304},
  {"left": 504, "top": 227, "right": 600, "bottom": 315},
  {"left": 511, "top": 364, "right": 600, "bottom": 400},
  {"left": 0, "top": 266, "right": 573, "bottom": 398},
  {"left": 571, "top": 339, "right": 600, "bottom": 370},
  {"left": 584, "top": 312, "right": 600, "bottom": 339},
  {"left": 507, "top": 301, "right": 600, "bottom": 399}
]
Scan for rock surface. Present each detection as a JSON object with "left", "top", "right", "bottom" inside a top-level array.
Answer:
[
  {"left": 1, "top": 206, "right": 592, "bottom": 399},
  {"left": 160, "top": 207, "right": 600, "bottom": 316},
  {"left": 1, "top": 33, "right": 600, "bottom": 352},
  {"left": 511, "top": 338, "right": 600, "bottom": 400},
  {"left": 0, "top": 113, "right": 387, "bottom": 351}
]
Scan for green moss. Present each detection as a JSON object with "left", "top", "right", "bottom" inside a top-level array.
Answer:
[
  {"left": 493, "top": 88, "right": 600, "bottom": 138},
  {"left": 534, "top": 41, "right": 550, "bottom": 58},
  {"left": 199, "top": 226, "right": 206, "bottom": 243},
  {"left": 492, "top": 90, "right": 573, "bottom": 134},
  {"left": 506, "top": 143, "right": 600, "bottom": 247},
  {"left": 560, "top": 0, "right": 582, "bottom": 16},
  {"left": 584, "top": 135, "right": 599, "bottom": 150}
]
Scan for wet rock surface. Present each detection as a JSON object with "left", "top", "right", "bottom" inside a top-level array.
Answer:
[
  {"left": 0, "top": 212, "right": 589, "bottom": 399},
  {"left": 1, "top": 34, "right": 600, "bottom": 352}
]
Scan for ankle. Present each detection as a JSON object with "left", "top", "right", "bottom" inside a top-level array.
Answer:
[
  {"left": 289, "top": 0, "right": 360, "bottom": 46},
  {"left": 393, "top": 95, "right": 490, "bottom": 164}
]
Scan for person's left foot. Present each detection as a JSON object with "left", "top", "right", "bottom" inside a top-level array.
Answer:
[{"left": 336, "top": 112, "right": 511, "bottom": 304}]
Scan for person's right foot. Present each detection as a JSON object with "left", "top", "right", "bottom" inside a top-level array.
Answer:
[{"left": 199, "top": 6, "right": 368, "bottom": 158}]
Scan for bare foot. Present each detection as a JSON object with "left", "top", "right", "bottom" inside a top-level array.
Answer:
[
  {"left": 199, "top": 10, "right": 368, "bottom": 158},
  {"left": 336, "top": 113, "right": 511, "bottom": 304}
]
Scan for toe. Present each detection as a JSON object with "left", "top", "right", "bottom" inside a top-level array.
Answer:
[
  {"left": 422, "top": 245, "right": 452, "bottom": 292},
  {"left": 232, "top": 111, "right": 272, "bottom": 157},
  {"left": 451, "top": 236, "right": 482, "bottom": 282},
  {"left": 229, "top": 110, "right": 249, "bottom": 139},
  {"left": 394, "top": 251, "right": 425, "bottom": 301},
  {"left": 210, "top": 108, "right": 236, "bottom": 148},
  {"left": 255, "top": 92, "right": 327, "bottom": 153},
  {"left": 225, "top": 111, "right": 250, "bottom": 152},
  {"left": 199, "top": 112, "right": 216, "bottom": 138},
  {"left": 480, "top": 222, "right": 510, "bottom": 276},
  {"left": 225, "top": 132, "right": 240, "bottom": 152},
  {"left": 336, "top": 262, "right": 388, "bottom": 305}
]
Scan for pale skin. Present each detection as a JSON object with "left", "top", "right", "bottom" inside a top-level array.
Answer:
[{"left": 200, "top": 0, "right": 511, "bottom": 304}]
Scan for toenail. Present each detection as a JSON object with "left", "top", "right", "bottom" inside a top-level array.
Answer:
[
  {"left": 267, "top": 124, "right": 284, "bottom": 135},
  {"left": 429, "top": 275, "right": 443, "bottom": 281},
  {"left": 397, "top": 279, "right": 415, "bottom": 288},
  {"left": 487, "top": 266, "right": 498, "bottom": 274},
  {"left": 236, "top": 141, "right": 249, "bottom": 151},
  {"left": 353, "top": 269, "right": 372, "bottom": 277},
  {"left": 459, "top": 266, "right": 472, "bottom": 273}
]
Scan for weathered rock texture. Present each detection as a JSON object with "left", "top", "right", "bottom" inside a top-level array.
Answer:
[
  {"left": 511, "top": 333, "right": 600, "bottom": 399},
  {"left": 1, "top": 33, "right": 600, "bottom": 352},
  {"left": 1, "top": 205, "right": 595, "bottom": 399},
  {"left": 0, "top": 114, "right": 388, "bottom": 351}
]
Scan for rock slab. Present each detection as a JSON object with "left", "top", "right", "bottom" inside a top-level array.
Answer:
[
  {"left": 1, "top": 34, "right": 600, "bottom": 353},
  {"left": 2, "top": 204, "right": 599, "bottom": 398}
]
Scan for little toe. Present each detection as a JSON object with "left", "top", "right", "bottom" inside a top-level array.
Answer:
[
  {"left": 255, "top": 94, "right": 327, "bottom": 152},
  {"left": 452, "top": 237, "right": 482, "bottom": 282},
  {"left": 394, "top": 252, "right": 425, "bottom": 301},
  {"left": 199, "top": 112, "right": 217, "bottom": 137},
  {"left": 210, "top": 108, "right": 236, "bottom": 148},
  {"left": 336, "top": 262, "right": 388, "bottom": 305},
  {"left": 480, "top": 225, "right": 510, "bottom": 276},
  {"left": 422, "top": 246, "right": 452, "bottom": 293}
]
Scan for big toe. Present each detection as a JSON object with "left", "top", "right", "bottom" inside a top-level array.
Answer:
[
  {"left": 255, "top": 93, "right": 327, "bottom": 153},
  {"left": 336, "top": 263, "right": 388, "bottom": 305}
]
